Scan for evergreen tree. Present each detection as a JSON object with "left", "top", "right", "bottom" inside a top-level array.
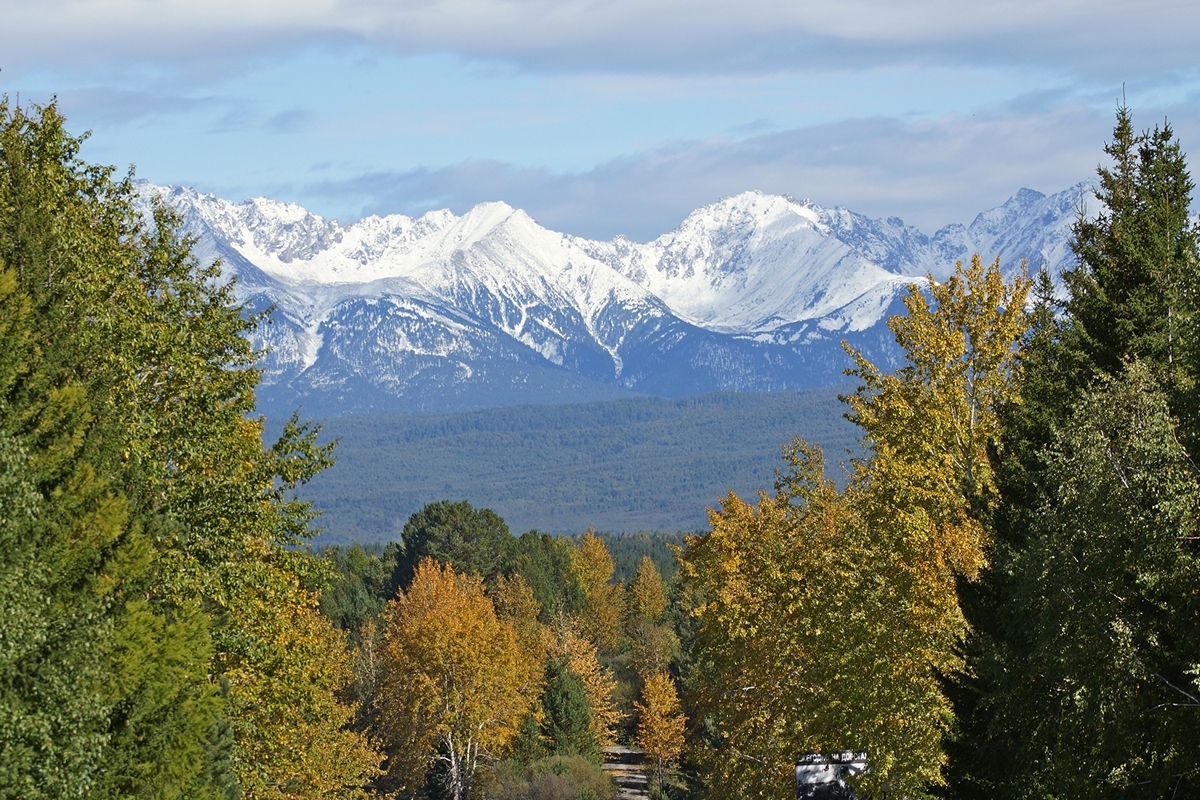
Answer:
[
  {"left": 392, "top": 500, "right": 515, "bottom": 590},
  {"left": 0, "top": 99, "right": 381, "bottom": 799},
  {"left": 0, "top": 100, "right": 224, "bottom": 800},
  {"left": 540, "top": 658, "right": 599, "bottom": 761},
  {"left": 949, "top": 108, "right": 1200, "bottom": 799}
]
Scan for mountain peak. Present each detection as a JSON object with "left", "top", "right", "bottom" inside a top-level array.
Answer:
[{"left": 143, "top": 181, "right": 1087, "bottom": 414}]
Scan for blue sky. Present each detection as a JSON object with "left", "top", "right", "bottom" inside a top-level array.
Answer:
[{"left": 5, "top": 0, "right": 1200, "bottom": 240}]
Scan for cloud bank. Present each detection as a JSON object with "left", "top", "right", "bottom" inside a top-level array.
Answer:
[
  {"left": 299, "top": 104, "right": 1116, "bottom": 240},
  {"left": 5, "top": 0, "right": 1199, "bottom": 79}
]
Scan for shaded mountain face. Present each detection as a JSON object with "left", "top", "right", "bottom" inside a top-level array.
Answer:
[{"left": 141, "top": 183, "right": 1085, "bottom": 416}]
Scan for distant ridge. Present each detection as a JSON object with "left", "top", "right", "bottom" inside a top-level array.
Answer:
[
  {"left": 142, "top": 182, "right": 1087, "bottom": 415},
  {"left": 302, "top": 387, "right": 860, "bottom": 541}
]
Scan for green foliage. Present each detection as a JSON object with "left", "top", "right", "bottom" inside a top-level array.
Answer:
[
  {"left": 301, "top": 388, "right": 858, "bottom": 542},
  {"left": 0, "top": 98, "right": 380, "bottom": 799},
  {"left": 511, "top": 531, "right": 586, "bottom": 622},
  {"left": 1000, "top": 367, "right": 1200, "bottom": 796},
  {"left": 0, "top": 98, "right": 225, "bottom": 800},
  {"left": 1065, "top": 105, "right": 1200, "bottom": 443},
  {"left": 949, "top": 108, "right": 1200, "bottom": 799},
  {"left": 392, "top": 499, "right": 515, "bottom": 590},
  {"left": 319, "top": 542, "right": 397, "bottom": 637},
  {"left": 541, "top": 659, "right": 600, "bottom": 761},
  {"left": 479, "top": 755, "right": 614, "bottom": 800}
]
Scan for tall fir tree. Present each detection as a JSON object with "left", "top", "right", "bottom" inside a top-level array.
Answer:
[{"left": 948, "top": 107, "right": 1200, "bottom": 799}]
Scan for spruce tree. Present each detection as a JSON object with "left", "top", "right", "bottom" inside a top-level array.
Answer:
[
  {"left": 948, "top": 107, "right": 1200, "bottom": 799},
  {"left": 540, "top": 658, "right": 599, "bottom": 761}
]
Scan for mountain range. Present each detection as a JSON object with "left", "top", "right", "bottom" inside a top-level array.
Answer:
[{"left": 139, "top": 182, "right": 1087, "bottom": 416}]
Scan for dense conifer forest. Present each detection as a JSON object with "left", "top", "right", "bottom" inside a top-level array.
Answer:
[
  {"left": 301, "top": 389, "right": 858, "bottom": 542},
  {"left": 4, "top": 98, "right": 1200, "bottom": 800}
]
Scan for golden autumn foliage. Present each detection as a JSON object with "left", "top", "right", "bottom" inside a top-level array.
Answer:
[
  {"left": 629, "top": 555, "right": 667, "bottom": 622},
  {"left": 627, "top": 556, "right": 677, "bottom": 680},
  {"left": 376, "top": 558, "right": 538, "bottom": 800},
  {"left": 553, "top": 621, "right": 622, "bottom": 747},
  {"left": 682, "top": 257, "right": 1031, "bottom": 799},
  {"left": 635, "top": 672, "right": 686, "bottom": 795},
  {"left": 225, "top": 579, "right": 381, "bottom": 800},
  {"left": 843, "top": 253, "right": 1031, "bottom": 574},
  {"left": 570, "top": 529, "right": 626, "bottom": 653}
]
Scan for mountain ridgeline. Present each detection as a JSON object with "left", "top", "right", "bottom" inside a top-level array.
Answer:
[{"left": 142, "top": 182, "right": 1085, "bottom": 417}]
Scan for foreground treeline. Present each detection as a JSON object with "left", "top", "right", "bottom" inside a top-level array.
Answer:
[
  {"left": 4, "top": 96, "right": 1199, "bottom": 800},
  {"left": 676, "top": 107, "right": 1200, "bottom": 799},
  {"left": 0, "top": 102, "right": 381, "bottom": 797},
  {"left": 319, "top": 509, "right": 688, "bottom": 800}
]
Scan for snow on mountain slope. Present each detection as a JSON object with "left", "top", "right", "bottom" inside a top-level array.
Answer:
[
  {"left": 579, "top": 192, "right": 916, "bottom": 334},
  {"left": 140, "top": 181, "right": 1086, "bottom": 414}
]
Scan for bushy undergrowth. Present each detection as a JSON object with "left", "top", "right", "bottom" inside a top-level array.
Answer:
[{"left": 480, "top": 756, "right": 614, "bottom": 800}]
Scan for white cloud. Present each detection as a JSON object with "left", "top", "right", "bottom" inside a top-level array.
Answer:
[
  {"left": 3, "top": 0, "right": 1198, "bottom": 79},
  {"left": 297, "top": 102, "right": 1124, "bottom": 240}
]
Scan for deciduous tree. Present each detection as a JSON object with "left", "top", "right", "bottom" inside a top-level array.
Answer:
[
  {"left": 377, "top": 558, "right": 536, "bottom": 800},
  {"left": 635, "top": 672, "right": 685, "bottom": 796}
]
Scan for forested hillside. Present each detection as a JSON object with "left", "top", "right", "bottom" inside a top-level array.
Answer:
[{"left": 303, "top": 389, "right": 858, "bottom": 541}]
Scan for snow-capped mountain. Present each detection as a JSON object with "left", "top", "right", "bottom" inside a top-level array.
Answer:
[{"left": 140, "top": 182, "right": 1086, "bottom": 416}]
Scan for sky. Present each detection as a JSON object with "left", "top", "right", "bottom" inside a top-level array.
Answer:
[{"left": 4, "top": 1, "right": 1200, "bottom": 241}]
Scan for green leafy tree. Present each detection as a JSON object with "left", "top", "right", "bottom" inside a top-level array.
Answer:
[
  {"left": 999, "top": 366, "right": 1200, "bottom": 797},
  {"left": 392, "top": 500, "right": 515, "bottom": 590},
  {"left": 0, "top": 99, "right": 227, "bottom": 800},
  {"left": 0, "top": 99, "right": 381, "bottom": 799}
]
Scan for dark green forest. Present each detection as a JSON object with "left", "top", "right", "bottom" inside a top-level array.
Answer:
[{"left": 302, "top": 389, "right": 858, "bottom": 543}]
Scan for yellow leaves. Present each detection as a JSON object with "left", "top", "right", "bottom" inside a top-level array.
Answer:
[
  {"left": 376, "top": 558, "right": 537, "bottom": 793},
  {"left": 629, "top": 555, "right": 668, "bottom": 623},
  {"left": 553, "top": 620, "right": 622, "bottom": 747},
  {"left": 844, "top": 254, "right": 1030, "bottom": 517},
  {"left": 226, "top": 587, "right": 381, "bottom": 800},
  {"left": 680, "top": 257, "right": 1032, "bottom": 799},
  {"left": 570, "top": 528, "right": 625, "bottom": 653},
  {"left": 635, "top": 672, "right": 686, "bottom": 792}
]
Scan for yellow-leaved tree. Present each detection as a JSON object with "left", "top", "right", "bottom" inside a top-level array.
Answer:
[
  {"left": 627, "top": 555, "right": 678, "bottom": 680},
  {"left": 635, "top": 672, "right": 686, "bottom": 795},
  {"left": 553, "top": 621, "right": 622, "bottom": 747},
  {"left": 570, "top": 529, "right": 625, "bottom": 653},
  {"left": 376, "top": 558, "right": 537, "bottom": 800},
  {"left": 681, "top": 256, "right": 1030, "bottom": 799},
  {"left": 224, "top": 576, "right": 381, "bottom": 800}
]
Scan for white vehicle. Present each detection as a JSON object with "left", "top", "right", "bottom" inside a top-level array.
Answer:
[{"left": 795, "top": 751, "right": 868, "bottom": 800}]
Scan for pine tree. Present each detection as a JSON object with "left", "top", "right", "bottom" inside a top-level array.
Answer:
[
  {"left": 540, "top": 658, "right": 599, "bottom": 761},
  {"left": 391, "top": 500, "right": 515, "bottom": 591},
  {"left": 949, "top": 108, "right": 1200, "bottom": 800}
]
